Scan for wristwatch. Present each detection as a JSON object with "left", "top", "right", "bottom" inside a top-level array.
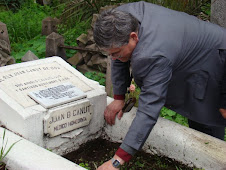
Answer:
[{"left": 111, "top": 158, "right": 121, "bottom": 168}]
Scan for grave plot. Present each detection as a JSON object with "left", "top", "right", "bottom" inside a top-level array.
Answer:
[
  {"left": 0, "top": 56, "right": 106, "bottom": 155},
  {"left": 63, "top": 138, "right": 194, "bottom": 170}
]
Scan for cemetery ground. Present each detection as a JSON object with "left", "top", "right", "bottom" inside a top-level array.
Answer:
[
  {"left": 63, "top": 138, "right": 195, "bottom": 170},
  {"left": 0, "top": 1, "right": 226, "bottom": 169}
]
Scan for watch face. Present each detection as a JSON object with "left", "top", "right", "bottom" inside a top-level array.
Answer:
[
  {"left": 112, "top": 158, "right": 121, "bottom": 168},
  {"left": 113, "top": 160, "right": 120, "bottom": 167}
]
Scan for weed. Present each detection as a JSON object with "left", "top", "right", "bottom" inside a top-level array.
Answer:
[
  {"left": 84, "top": 71, "right": 106, "bottom": 86},
  {"left": 161, "top": 107, "right": 189, "bottom": 127},
  {"left": 176, "top": 165, "right": 183, "bottom": 170},
  {"left": 134, "top": 160, "right": 145, "bottom": 168},
  {"left": 0, "top": 129, "right": 21, "bottom": 167},
  {"left": 11, "top": 34, "right": 46, "bottom": 63},
  {"left": 79, "top": 162, "right": 90, "bottom": 169},
  {"left": 155, "top": 156, "right": 169, "bottom": 169},
  {"left": 201, "top": 1, "right": 211, "bottom": 16}
]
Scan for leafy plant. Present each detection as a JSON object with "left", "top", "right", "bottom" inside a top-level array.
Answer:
[
  {"left": 84, "top": 71, "right": 106, "bottom": 86},
  {"left": 11, "top": 34, "right": 46, "bottom": 63},
  {"left": 160, "top": 107, "right": 189, "bottom": 127},
  {"left": 0, "top": 129, "right": 21, "bottom": 167},
  {"left": 201, "top": 1, "right": 211, "bottom": 16},
  {"left": 79, "top": 162, "right": 90, "bottom": 169}
]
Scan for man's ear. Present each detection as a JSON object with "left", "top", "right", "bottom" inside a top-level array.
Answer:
[{"left": 130, "top": 32, "right": 139, "bottom": 43}]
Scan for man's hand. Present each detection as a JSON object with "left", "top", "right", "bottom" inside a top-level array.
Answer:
[
  {"left": 219, "top": 108, "right": 226, "bottom": 119},
  {"left": 104, "top": 100, "right": 125, "bottom": 125},
  {"left": 97, "top": 155, "right": 125, "bottom": 170}
]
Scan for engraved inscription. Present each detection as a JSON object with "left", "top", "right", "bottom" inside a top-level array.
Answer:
[
  {"left": 0, "top": 62, "right": 92, "bottom": 108},
  {"left": 44, "top": 100, "right": 93, "bottom": 137}
]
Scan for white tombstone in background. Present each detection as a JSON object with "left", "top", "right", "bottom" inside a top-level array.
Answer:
[{"left": 0, "top": 56, "right": 106, "bottom": 155}]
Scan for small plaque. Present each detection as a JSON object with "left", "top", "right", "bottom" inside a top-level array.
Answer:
[
  {"left": 28, "top": 82, "right": 87, "bottom": 108},
  {"left": 44, "top": 99, "right": 93, "bottom": 137}
]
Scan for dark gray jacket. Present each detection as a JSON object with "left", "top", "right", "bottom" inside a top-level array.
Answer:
[{"left": 112, "top": 1, "right": 226, "bottom": 154}]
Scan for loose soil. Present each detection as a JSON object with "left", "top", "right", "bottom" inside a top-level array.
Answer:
[
  {"left": 63, "top": 138, "right": 194, "bottom": 170},
  {"left": 0, "top": 164, "right": 6, "bottom": 170}
]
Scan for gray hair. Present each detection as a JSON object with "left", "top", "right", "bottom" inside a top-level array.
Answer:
[{"left": 93, "top": 9, "right": 139, "bottom": 49}]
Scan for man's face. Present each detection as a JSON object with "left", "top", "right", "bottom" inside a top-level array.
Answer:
[{"left": 104, "top": 32, "right": 139, "bottom": 62}]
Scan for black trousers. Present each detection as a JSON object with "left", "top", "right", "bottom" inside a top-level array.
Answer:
[{"left": 188, "top": 119, "right": 225, "bottom": 140}]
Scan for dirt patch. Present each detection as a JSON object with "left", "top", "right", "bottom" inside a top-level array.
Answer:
[
  {"left": 0, "top": 164, "right": 6, "bottom": 170},
  {"left": 63, "top": 138, "right": 194, "bottom": 170}
]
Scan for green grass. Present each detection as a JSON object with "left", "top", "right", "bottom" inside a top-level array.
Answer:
[
  {"left": 0, "top": 3, "right": 53, "bottom": 44},
  {"left": 11, "top": 34, "right": 46, "bottom": 63}
]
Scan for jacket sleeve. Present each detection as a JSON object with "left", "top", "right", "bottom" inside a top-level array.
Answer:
[
  {"left": 111, "top": 59, "right": 131, "bottom": 95},
  {"left": 219, "top": 50, "right": 226, "bottom": 108},
  {"left": 120, "top": 56, "right": 172, "bottom": 155}
]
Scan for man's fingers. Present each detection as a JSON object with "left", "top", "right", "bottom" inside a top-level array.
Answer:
[
  {"left": 117, "top": 110, "right": 123, "bottom": 120},
  {"left": 105, "top": 110, "right": 123, "bottom": 125},
  {"left": 104, "top": 109, "right": 114, "bottom": 125},
  {"left": 104, "top": 110, "right": 111, "bottom": 125},
  {"left": 219, "top": 108, "right": 226, "bottom": 119},
  {"left": 111, "top": 111, "right": 116, "bottom": 125}
]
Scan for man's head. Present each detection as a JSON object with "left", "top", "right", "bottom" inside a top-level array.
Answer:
[{"left": 94, "top": 9, "right": 139, "bottom": 62}]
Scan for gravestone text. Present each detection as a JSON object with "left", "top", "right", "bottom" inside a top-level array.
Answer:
[
  {"left": 0, "top": 62, "right": 92, "bottom": 108},
  {"left": 44, "top": 99, "right": 93, "bottom": 137}
]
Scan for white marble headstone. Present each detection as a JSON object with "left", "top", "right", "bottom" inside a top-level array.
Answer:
[{"left": 0, "top": 57, "right": 106, "bottom": 154}]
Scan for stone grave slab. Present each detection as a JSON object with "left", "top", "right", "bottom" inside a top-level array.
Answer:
[{"left": 0, "top": 57, "right": 106, "bottom": 155}]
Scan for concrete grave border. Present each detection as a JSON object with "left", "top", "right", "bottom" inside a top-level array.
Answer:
[{"left": 0, "top": 127, "right": 85, "bottom": 170}]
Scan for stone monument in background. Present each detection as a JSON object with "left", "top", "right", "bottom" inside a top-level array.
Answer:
[
  {"left": 0, "top": 22, "right": 15, "bottom": 66},
  {"left": 211, "top": 0, "right": 226, "bottom": 28}
]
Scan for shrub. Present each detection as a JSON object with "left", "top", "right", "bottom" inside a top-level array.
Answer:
[{"left": 84, "top": 71, "right": 106, "bottom": 86}]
